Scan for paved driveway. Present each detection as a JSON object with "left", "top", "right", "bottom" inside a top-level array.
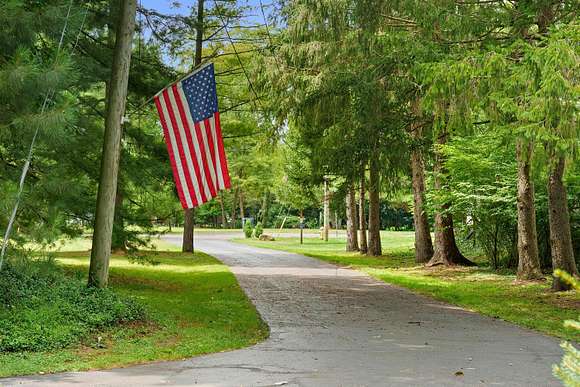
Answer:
[{"left": 1, "top": 232, "right": 563, "bottom": 386}]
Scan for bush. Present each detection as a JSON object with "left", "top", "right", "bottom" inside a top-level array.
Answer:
[
  {"left": 254, "top": 222, "right": 263, "bottom": 238},
  {"left": 243, "top": 221, "right": 253, "bottom": 238},
  {"left": 273, "top": 215, "right": 301, "bottom": 228},
  {"left": 438, "top": 133, "right": 521, "bottom": 269},
  {"left": 0, "top": 257, "right": 145, "bottom": 352},
  {"left": 553, "top": 270, "right": 580, "bottom": 386}
]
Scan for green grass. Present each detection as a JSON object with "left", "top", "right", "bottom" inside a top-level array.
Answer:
[
  {"left": 237, "top": 233, "right": 579, "bottom": 342},
  {"left": 0, "top": 251, "right": 268, "bottom": 377},
  {"left": 25, "top": 234, "right": 182, "bottom": 252}
]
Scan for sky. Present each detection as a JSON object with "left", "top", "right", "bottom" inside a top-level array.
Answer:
[
  {"left": 138, "top": 0, "right": 273, "bottom": 68},
  {"left": 140, "top": 0, "right": 271, "bottom": 24}
]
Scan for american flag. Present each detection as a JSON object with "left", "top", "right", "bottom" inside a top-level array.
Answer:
[{"left": 154, "top": 63, "right": 231, "bottom": 209}]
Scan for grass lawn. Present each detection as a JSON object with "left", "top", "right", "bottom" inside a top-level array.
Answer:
[
  {"left": 0, "top": 251, "right": 267, "bottom": 377},
  {"left": 236, "top": 232, "right": 579, "bottom": 342},
  {"left": 26, "top": 234, "right": 182, "bottom": 252}
]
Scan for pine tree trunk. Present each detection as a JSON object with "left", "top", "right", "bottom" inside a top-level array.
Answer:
[
  {"left": 111, "top": 184, "right": 126, "bottom": 252},
  {"left": 359, "top": 165, "right": 368, "bottom": 254},
  {"left": 367, "top": 156, "right": 382, "bottom": 256},
  {"left": 354, "top": 189, "right": 359, "bottom": 231},
  {"left": 346, "top": 183, "right": 359, "bottom": 251},
  {"left": 547, "top": 154, "right": 578, "bottom": 290},
  {"left": 410, "top": 123, "right": 434, "bottom": 263},
  {"left": 427, "top": 130, "right": 474, "bottom": 266},
  {"left": 516, "top": 138, "right": 543, "bottom": 279},
  {"left": 182, "top": 0, "right": 204, "bottom": 252},
  {"left": 88, "top": 0, "right": 137, "bottom": 288},
  {"left": 194, "top": 0, "right": 204, "bottom": 67},
  {"left": 182, "top": 209, "right": 194, "bottom": 252}
]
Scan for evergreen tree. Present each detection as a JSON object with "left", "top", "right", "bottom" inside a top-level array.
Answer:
[{"left": 0, "top": 0, "right": 84, "bottom": 258}]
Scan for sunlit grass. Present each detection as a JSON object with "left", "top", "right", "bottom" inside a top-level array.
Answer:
[
  {"left": 237, "top": 234, "right": 579, "bottom": 341},
  {"left": 0, "top": 251, "right": 268, "bottom": 377},
  {"left": 24, "top": 234, "right": 183, "bottom": 253}
]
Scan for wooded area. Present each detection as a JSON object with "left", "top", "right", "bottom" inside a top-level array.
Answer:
[
  {"left": 4, "top": 0, "right": 576, "bottom": 285},
  {"left": 0, "top": 0, "right": 578, "bottom": 383}
]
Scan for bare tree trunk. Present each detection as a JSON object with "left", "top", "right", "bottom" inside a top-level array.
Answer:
[
  {"left": 410, "top": 122, "right": 434, "bottom": 263},
  {"left": 105, "top": 0, "right": 124, "bottom": 253},
  {"left": 353, "top": 188, "right": 359, "bottom": 231},
  {"left": 427, "top": 129, "right": 474, "bottom": 266},
  {"left": 300, "top": 209, "right": 304, "bottom": 245},
  {"left": 346, "top": 183, "right": 359, "bottom": 251},
  {"left": 182, "top": 0, "right": 205, "bottom": 252},
  {"left": 239, "top": 190, "right": 245, "bottom": 221},
  {"left": 260, "top": 191, "right": 271, "bottom": 226},
  {"left": 218, "top": 192, "right": 227, "bottom": 229},
  {"left": 516, "top": 138, "right": 543, "bottom": 279},
  {"left": 194, "top": 0, "right": 204, "bottom": 67},
  {"left": 88, "top": 0, "right": 137, "bottom": 288},
  {"left": 182, "top": 209, "right": 194, "bottom": 252},
  {"left": 547, "top": 154, "right": 578, "bottom": 290},
  {"left": 230, "top": 188, "right": 238, "bottom": 228},
  {"left": 367, "top": 156, "right": 382, "bottom": 256},
  {"left": 359, "top": 165, "right": 368, "bottom": 254}
]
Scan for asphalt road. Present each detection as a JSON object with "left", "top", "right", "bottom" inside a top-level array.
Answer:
[{"left": 1, "top": 232, "right": 564, "bottom": 386}]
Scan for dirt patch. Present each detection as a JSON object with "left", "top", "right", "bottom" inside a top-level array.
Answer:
[{"left": 548, "top": 293, "right": 580, "bottom": 310}]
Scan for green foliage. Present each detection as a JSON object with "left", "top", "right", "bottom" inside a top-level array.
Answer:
[
  {"left": 0, "top": 256, "right": 144, "bottom": 352},
  {"left": 260, "top": 0, "right": 410, "bottom": 190},
  {"left": 253, "top": 222, "right": 263, "bottom": 238},
  {"left": 553, "top": 269, "right": 580, "bottom": 386},
  {"left": 0, "top": 1, "right": 84, "bottom": 248},
  {"left": 437, "top": 131, "right": 520, "bottom": 268},
  {"left": 0, "top": 0, "right": 182, "bottom": 252},
  {"left": 569, "top": 161, "right": 580, "bottom": 261},
  {"left": 243, "top": 220, "right": 253, "bottom": 238},
  {"left": 0, "top": 250, "right": 268, "bottom": 377}
]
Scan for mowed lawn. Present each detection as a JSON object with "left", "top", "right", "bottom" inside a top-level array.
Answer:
[
  {"left": 237, "top": 231, "right": 579, "bottom": 342},
  {"left": 0, "top": 251, "right": 267, "bottom": 377}
]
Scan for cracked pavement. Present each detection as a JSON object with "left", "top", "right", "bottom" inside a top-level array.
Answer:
[{"left": 1, "top": 232, "right": 563, "bottom": 386}]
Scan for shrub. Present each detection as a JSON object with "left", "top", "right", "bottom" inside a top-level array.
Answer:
[
  {"left": 243, "top": 221, "right": 253, "bottom": 238},
  {"left": 553, "top": 270, "right": 580, "bottom": 386},
  {"left": 0, "top": 257, "right": 145, "bottom": 352},
  {"left": 273, "top": 215, "right": 301, "bottom": 228},
  {"left": 254, "top": 222, "right": 263, "bottom": 238}
]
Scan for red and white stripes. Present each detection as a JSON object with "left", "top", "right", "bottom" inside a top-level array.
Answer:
[{"left": 154, "top": 83, "right": 230, "bottom": 209}]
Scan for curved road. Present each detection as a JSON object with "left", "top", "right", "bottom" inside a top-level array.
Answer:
[{"left": 2, "top": 232, "right": 563, "bottom": 386}]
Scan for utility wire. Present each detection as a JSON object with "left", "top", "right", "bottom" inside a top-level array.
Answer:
[
  {"left": 212, "top": 0, "right": 263, "bottom": 112},
  {"left": 127, "top": 1, "right": 276, "bottom": 143},
  {"left": 128, "top": 1, "right": 275, "bottom": 117}
]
